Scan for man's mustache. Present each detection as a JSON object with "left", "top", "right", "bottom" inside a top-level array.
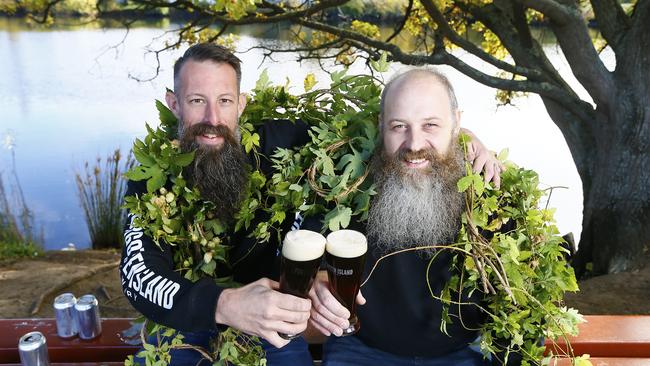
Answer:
[
  {"left": 398, "top": 147, "right": 441, "bottom": 162},
  {"left": 180, "top": 123, "right": 238, "bottom": 148}
]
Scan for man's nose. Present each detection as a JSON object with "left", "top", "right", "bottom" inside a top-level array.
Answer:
[
  {"left": 404, "top": 131, "right": 428, "bottom": 151},
  {"left": 204, "top": 101, "right": 225, "bottom": 126}
]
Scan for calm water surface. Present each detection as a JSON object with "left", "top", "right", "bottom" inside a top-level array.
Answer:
[{"left": 0, "top": 19, "right": 594, "bottom": 250}]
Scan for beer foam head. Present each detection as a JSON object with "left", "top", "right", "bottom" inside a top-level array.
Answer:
[
  {"left": 326, "top": 230, "right": 367, "bottom": 258},
  {"left": 282, "top": 230, "right": 327, "bottom": 261}
]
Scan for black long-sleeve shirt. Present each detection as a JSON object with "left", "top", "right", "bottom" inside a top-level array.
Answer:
[{"left": 119, "top": 120, "right": 311, "bottom": 332}]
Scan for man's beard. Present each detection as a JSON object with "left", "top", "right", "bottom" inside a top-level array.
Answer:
[
  {"left": 366, "top": 141, "right": 465, "bottom": 258},
  {"left": 179, "top": 123, "right": 250, "bottom": 223}
]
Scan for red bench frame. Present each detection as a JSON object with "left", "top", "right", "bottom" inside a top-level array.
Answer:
[{"left": 1, "top": 315, "right": 649, "bottom": 365}]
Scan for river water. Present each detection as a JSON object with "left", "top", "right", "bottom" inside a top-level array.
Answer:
[{"left": 1, "top": 18, "right": 599, "bottom": 250}]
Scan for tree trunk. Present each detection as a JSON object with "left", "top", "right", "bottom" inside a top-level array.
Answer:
[
  {"left": 575, "top": 108, "right": 650, "bottom": 275},
  {"left": 571, "top": 13, "right": 650, "bottom": 275}
]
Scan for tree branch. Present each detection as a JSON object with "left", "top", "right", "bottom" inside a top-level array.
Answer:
[
  {"left": 29, "top": 0, "right": 64, "bottom": 24},
  {"left": 462, "top": 2, "right": 575, "bottom": 93},
  {"left": 439, "top": 51, "right": 593, "bottom": 122},
  {"left": 295, "top": 18, "right": 591, "bottom": 121},
  {"left": 589, "top": 0, "right": 631, "bottom": 53},
  {"left": 520, "top": 0, "right": 614, "bottom": 107},
  {"left": 385, "top": 0, "right": 413, "bottom": 43},
  {"left": 419, "top": 0, "right": 542, "bottom": 80},
  {"left": 518, "top": 0, "right": 574, "bottom": 23}
]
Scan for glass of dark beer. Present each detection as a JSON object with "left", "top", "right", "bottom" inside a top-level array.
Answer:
[
  {"left": 278, "top": 229, "right": 326, "bottom": 340},
  {"left": 325, "top": 229, "right": 367, "bottom": 336}
]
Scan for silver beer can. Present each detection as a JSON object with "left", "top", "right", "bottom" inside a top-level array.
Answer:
[
  {"left": 74, "top": 294, "right": 102, "bottom": 339},
  {"left": 18, "top": 331, "right": 49, "bottom": 366},
  {"left": 53, "top": 292, "right": 78, "bottom": 338}
]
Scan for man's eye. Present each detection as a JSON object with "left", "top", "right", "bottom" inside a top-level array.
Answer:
[
  {"left": 189, "top": 98, "right": 204, "bottom": 104},
  {"left": 392, "top": 124, "right": 406, "bottom": 130},
  {"left": 220, "top": 98, "right": 233, "bottom": 104},
  {"left": 424, "top": 123, "right": 438, "bottom": 128}
]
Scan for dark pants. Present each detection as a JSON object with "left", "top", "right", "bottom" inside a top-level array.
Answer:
[
  {"left": 135, "top": 330, "right": 313, "bottom": 366},
  {"left": 323, "top": 335, "right": 488, "bottom": 366}
]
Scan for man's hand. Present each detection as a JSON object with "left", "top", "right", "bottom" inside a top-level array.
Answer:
[
  {"left": 462, "top": 128, "right": 505, "bottom": 188},
  {"left": 308, "top": 271, "right": 366, "bottom": 337},
  {"left": 215, "top": 278, "right": 311, "bottom": 348}
]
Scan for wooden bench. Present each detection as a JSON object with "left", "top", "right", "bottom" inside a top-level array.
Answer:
[
  {"left": 0, "top": 318, "right": 139, "bottom": 365},
  {"left": 544, "top": 315, "right": 650, "bottom": 360},
  {"left": 1, "top": 316, "right": 649, "bottom": 364}
]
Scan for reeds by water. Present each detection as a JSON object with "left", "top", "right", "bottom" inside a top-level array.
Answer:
[
  {"left": 75, "top": 149, "right": 134, "bottom": 249},
  {"left": 0, "top": 146, "right": 42, "bottom": 258}
]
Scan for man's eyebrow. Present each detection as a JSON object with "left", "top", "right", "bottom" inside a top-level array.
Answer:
[{"left": 388, "top": 118, "right": 408, "bottom": 123}]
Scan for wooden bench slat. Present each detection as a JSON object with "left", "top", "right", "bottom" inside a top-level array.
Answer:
[
  {"left": 0, "top": 319, "right": 140, "bottom": 364},
  {"left": 2, "top": 315, "right": 650, "bottom": 364},
  {"left": 550, "top": 358, "right": 650, "bottom": 366},
  {"left": 545, "top": 315, "right": 650, "bottom": 358}
]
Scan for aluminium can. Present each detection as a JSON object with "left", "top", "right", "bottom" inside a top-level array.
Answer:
[
  {"left": 18, "top": 331, "right": 49, "bottom": 366},
  {"left": 74, "top": 294, "right": 102, "bottom": 339},
  {"left": 53, "top": 292, "right": 78, "bottom": 338}
]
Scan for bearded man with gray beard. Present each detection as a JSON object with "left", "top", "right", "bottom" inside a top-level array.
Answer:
[{"left": 310, "top": 69, "right": 511, "bottom": 365}]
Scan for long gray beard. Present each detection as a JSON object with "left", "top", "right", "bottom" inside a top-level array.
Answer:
[{"left": 366, "top": 144, "right": 465, "bottom": 258}]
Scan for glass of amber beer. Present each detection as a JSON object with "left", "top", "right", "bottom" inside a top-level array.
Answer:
[
  {"left": 278, "top": 229, "right": 327, "bottom": 340},
  {"left": 325, "top": 229, "right": 367, "bottom": 336}
]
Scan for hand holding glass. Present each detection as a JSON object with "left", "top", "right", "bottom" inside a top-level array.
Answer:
[
  {"left": 278, "top": 230, "right": 326, "bottom": 340},
  {"left": 325, "top": 229, "right": 367, "bottom": 336}
]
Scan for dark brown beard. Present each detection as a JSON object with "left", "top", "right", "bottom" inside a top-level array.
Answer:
[
  {"left": 366, "top": 142, "right": 465, "bottom": 257},
  {"left": 180, "top": 123, "right": 250, "bottom": 223}
]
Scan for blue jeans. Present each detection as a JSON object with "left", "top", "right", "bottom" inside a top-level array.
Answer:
[
  {"left": 323, "top": 335, "right": 488, "bottom": 366},
  {"left": 134, "top": 330, "right": 313, "bottom": 366}
]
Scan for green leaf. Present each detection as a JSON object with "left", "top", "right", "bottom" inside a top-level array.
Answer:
[
  {"left": 125, "top": 166, "right": 152, "bottom": 181},
  {"left": 255, "top": 69, "right": 270, "bottom": 91},
  {"left": 322, "top": 156, "right": 335, "bottom": 176},
  {"left": 304, "top": 73, "right": 317, "bottom": 92},
  {"left": 202, "top": 260, "right": 216, "bottom": 275},
  {"left": 324, "top": 206, "right": 352, "bottom": 231},
  {"left": 370, "top": 51, "right": 389, "bottom": 73},
  {"left": 497, "top": 148, "right": 509, "bottom": 161},
  {"left": 457, "top": 175, "right": 473, "bottom": 193},
  {"left": 133, "top": 144, "right": 156, "bottom": 166},
  {"left": 146, "top": 165, "right": 166, "bottom": 193},
  {"left": 172, "top": 151, "right": 195, "bottom": 167},
  {"left": 156, "top": 99, "right": 178, "bottom": 127}
]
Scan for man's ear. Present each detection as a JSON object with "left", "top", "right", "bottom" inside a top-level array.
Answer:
[
  {"left": 237, "top": 93, "right": 247, "bottom": 118},
  {"left": 453, "top": 110, "right": 462, "bottom": 135},
  {"left": 165, "top": 91, "right": 181, "bottom": 119}
]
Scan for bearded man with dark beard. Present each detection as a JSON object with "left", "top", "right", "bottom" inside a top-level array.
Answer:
[
  {"left": 310, "top": 69, "right": 510, "bottom": 366},
  {"left": 120, "top": 43, "right": 319, "bottom": 366}
]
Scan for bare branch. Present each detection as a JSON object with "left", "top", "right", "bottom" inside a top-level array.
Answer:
[
  {"left": 520, "top": 0, "right": 614, "bottom": 106},
  {"left": 517, "top": 0, "right": 575, "bottom": 24},
  {"left": 439, "top": 51, "right": 593, "bottom": 122},
  {"left": 589, "top": 0, "right": 631, "bottom": 52},
  {"left": 28, "top": 0, "right": 64, "bottom": 24},
  {"left": 385, "top": 0, "right": 414, "bottom": 43},
  {"left": 292, "top": 17, "right": 591, "bottom": 121},
  {"left": 420, "top": 0, "right": 542, "bottom": 79}
]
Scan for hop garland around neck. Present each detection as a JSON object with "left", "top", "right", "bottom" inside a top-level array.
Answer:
[{"left": 123, "top": 66, "right": 584, "bottom": 365}]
